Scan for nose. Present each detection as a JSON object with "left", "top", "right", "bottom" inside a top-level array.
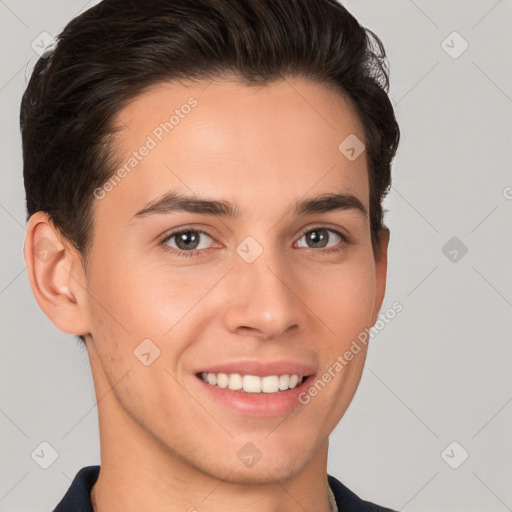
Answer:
[{"left": 221, "top": 247, "right": 303, "bottom": 340}]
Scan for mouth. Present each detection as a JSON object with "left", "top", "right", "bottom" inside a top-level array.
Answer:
[
  {"left": 196, "top": 372, "right": 311, "bottom": 394},
  {"left": 193, "top": 362, "right": 316, "bottom": 416}
]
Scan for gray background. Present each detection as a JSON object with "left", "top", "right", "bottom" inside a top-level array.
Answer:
[{"left": 1, "top": 1, "right": 511, "bottom": 510}]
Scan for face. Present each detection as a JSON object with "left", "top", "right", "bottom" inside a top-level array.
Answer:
[{"left": 80, "top": 77, "right": 388, "bottom": 483}]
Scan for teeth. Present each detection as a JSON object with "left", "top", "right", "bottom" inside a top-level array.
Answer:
[
  {"left": 217, "top": 373, "right": 229, "bottom": 388},
  {"left": 229, "top": 373, "right": 243, "bottom": 390},
  {"left": 261, "top": 375, "right": 279, "bottom": 393},
  {"left": 200, "top": 372, "right": 305, "bottom": 393},
  {"left": 289, "top": 374, "right": 299, "bottom": 388}
]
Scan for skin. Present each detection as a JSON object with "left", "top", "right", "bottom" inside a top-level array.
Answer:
[{"left": 25, "top": 77, "right": 389, "bottom": 512}]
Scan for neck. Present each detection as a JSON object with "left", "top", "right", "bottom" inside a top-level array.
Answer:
[{"left": 90, "top": 397, "right": 333, "bottom": 512}]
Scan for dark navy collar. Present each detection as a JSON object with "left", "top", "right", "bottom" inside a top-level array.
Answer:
[
  {"left": 327, "top": 474, "right": 396, "bottom": 511},
  {"left": 53, "top": 465, "right": 396, "bottom": 512},
  {"left": 53, "top": 466, "right": 97, "bottom": 512}
]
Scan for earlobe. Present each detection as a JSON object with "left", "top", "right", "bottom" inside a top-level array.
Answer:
[
  {"left": 24, "top": 212, "right": 90, "bottom": 336},
  {"left": 371, "top": 227, "right": 390, "bottom": 326}
]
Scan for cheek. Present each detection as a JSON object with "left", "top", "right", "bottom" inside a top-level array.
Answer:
[
  {"left": 86, "top": 251, "right": 230, "bottom": 352},
  {"left": 298, "top": 255, "right": 377, "bottom": 342}
]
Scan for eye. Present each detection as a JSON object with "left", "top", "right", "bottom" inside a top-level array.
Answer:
[
  {"left": 295, "top": 227, "right": 345, "bottom": 251},
  {"left": 162, "top": 229, "right": 214, "bottom": 253}
]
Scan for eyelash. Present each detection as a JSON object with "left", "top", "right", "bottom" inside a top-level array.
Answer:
[{"left": 160, "top": 225, "right": 350, "bottom": 259}]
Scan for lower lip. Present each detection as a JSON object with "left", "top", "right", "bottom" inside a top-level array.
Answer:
[{"left": 195, "top": 374, "right": 314, "bottom": 417}]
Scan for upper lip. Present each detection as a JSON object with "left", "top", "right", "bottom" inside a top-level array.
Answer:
[{"left": 195, "top": 360, "right": 316, "bottom": 377}]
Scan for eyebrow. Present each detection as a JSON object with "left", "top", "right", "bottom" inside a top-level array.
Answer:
[{"left": 131, "top": 190, "right": 368, "bottom": 220}]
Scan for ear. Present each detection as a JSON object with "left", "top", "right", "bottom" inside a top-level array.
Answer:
[
  {"left": 370, "top": 227, "right": 390, "bottom": 326},
  {"left": 24, "top": 211, "right": 90, "bottom": 336}
]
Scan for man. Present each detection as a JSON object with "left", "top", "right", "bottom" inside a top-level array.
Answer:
[{"left": 21, "top": 0, "right": 400, "bottom": 510}]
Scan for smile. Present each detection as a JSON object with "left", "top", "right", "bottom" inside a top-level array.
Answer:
[{"left": 199, "top": 372, "right": 306, "bottom": 393}]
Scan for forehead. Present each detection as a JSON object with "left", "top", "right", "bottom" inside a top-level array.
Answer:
[{"left": 100, "top": 77, "right": 369, "bottom": 223}]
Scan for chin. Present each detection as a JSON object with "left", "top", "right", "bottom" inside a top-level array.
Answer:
[
  {"left": 190, "top": 444, "right": 315, "bottom": 485},
  {"left": 209, "top": 462, "right": 305, "bottom": 485}
]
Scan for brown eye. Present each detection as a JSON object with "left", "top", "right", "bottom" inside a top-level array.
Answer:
[
  {"left": 163, "top": 230, "right": 213, "bottom": 252},
  {"left": 296, "top": 228, "right": 343, "bottom": 250}
]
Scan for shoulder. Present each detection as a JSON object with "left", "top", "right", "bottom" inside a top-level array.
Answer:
[
  {"left": 328, "top": 474, "right": 397, "bottom": 512},
  {"left": 52, "top": 465, "right": 99, "bottom": 512}
]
